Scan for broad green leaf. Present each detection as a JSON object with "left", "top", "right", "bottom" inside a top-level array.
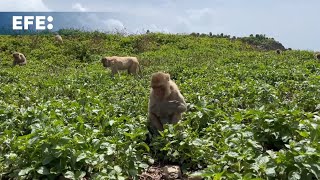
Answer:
[
  {"left": 109, "top": 120, "right": 115, "bottom": 126},
  {"left": 138, "top": 163, "right": 149, "bottom": 169},
  {"left": 265, "top": 167, "right": 276, "bottom": 177},
  {"left": 117, "top": 176, "right": 126, "bottom": 180},
  {"left": 114, "top": 165, "right": 122, "bottom": 173},
  {"left": 19, "top": 167, "right": 34, "bottom": 176},
  {"left": 228, "top": 152, "right": 239, "bottom": 158},
  {"left": 64, "top": 171, "right": 75, "bottom": 179},
  {"left": 76, "top": 153, "right": 86, "bottom": 162},
  {"left": 75, "top": 171, "right": 86, "bottom": 179},
  {"left": 256, "top": 155, "right": 270, "bottom": 165},
  {"left": 107, "top": 146, "right": 115, "bottom": 155},
  {"left": 42, "top": 156, "right": 54, "bottom": 165},
  {"left": 288, "top": 171, "right": 300, "bottom": 180},
  {"left": 139, "top": 142, "right": 150, "bottom": 152},
  {"left": 37, "top": 166, "right": 50, "bottom": 175},
  {"left": 192, "top": 138, "right": 203, "bottom": 146},
  {"left": 297, "top": 131, "right": 309, "bottom": 138}
]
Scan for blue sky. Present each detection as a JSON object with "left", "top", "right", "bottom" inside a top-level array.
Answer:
[{"left": 0, "top": 0, "right": 319, "bottom": 51}]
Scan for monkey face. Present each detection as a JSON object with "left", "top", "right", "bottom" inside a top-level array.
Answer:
[
  {"left": 13, "top": 53, "right": 20, "bottom": 58},
  {"left": 152, "top": 85, "right": 166, "bottom": 98},
  {"left": 151, "top": 72, "right": 171, "bottom": 98},
  {"left": 101, "top": 58, "right": 110, "bottom": 67},
  {"left": 105, "top": 60, "right": 112, "bottom": 67}
]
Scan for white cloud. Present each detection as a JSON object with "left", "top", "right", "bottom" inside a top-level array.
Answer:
[
  {"left": 133, "top": 24, "right": 169, "bottom": 34},
  {"left": 174, "top": 8, "right": 223, "bottom": 33},
  {"left": 103, "top": 19, "right": 125, "bottom": 31},
  {"left": 72, "top": 3, "right": 87, "bottom": 12},
  {"left": 186, "top": 8, "right": 214, "bottom": 21},
  {"left": 175, "top": 16, "right": 191, "bottom": 32},
  {"left": 75, "top": 13, "right": 126, "bottom": 33},
  {"left": 0, "top": 0, "right": 50, "bottom": 11}
]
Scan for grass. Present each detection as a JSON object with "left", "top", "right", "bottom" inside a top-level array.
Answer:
[{"left": 0, "top": 31, "right": 320, "bottom": 179}]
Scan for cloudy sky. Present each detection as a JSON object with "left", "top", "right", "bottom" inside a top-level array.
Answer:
[{"left": 0, "top": 0, "right": 319, "bottom": 51}]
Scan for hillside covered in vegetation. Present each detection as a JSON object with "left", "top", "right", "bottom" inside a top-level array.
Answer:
[{"left": 0, "top": 31, "right": 319, "bottom": 179}]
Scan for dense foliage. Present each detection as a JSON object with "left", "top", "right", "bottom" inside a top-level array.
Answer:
[
  {"left": 0, "top": 31, "right": 319, "bottom": 179},
  {"left": 189, "top": 32, "right": 286, "bottom": 51},
  {"left": 240, "top": 34, "right": 286, "bottom": 51}
]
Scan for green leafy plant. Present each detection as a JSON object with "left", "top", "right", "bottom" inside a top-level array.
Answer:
[{"left": 0, "top": 31, "right": 319, "bottom": 179}]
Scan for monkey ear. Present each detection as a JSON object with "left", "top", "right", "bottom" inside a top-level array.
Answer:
[{"left": 166, "top": 73, "right": 170, "bottom": 81}]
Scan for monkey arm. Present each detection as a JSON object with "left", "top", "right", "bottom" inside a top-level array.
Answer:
[
  {"left": 175, "top": 103, "right": 187, "bottom": 113},
  {"left": 150, "top": 103, "right": 161, "bottom": 116},
  {"left": 152, "top": 101, "right": 185, "bottom": 118},
  {"left": 166, "top": 93, "right": 187, "bottom": 113},
  {"left": 149, "top": 113, "right": 164, "bottom": 131},
  {"left": 151, "top": 102, "right": 174, "bottom": 114},
  {"left": 175, "top": 92, "right": 187, "bottom": 113},
  {"left": 164, "top": 101, "right": 183, "bottom": 111}
]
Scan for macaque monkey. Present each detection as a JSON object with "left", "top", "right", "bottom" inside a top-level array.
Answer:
[
  {"left": 147, "top": 72, "right": 187, "bottom": 134},
  {"left": 315, "top": 52, "right": 320, "bottom": 60},
  {"left": 12, "top": 52, "right": 27, "bottom": 66},
  {"left": 101, "top": 56, "right": 141, "bottom": 76},
  {"left": 55, "top": 34, "right": 63, "bottom": 44}
]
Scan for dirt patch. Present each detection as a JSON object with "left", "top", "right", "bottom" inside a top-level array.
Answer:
[{"left": 138, "top": 165, "right": 203, "bottom": 180}]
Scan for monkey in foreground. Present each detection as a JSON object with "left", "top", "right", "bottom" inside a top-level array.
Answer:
[
  {"left": 147, "top": 72, "right": 187, "bottom": 134},
  {"left": 101, "top": 56, "right": 141, "bottom": 76},
  {"left": 276, "top": 49, "right": 281, "bottom": 54},
  {"left": 55, "top": 34, "right": 63, "bottom": 44},
  {"left": 12, "top": 52, "right": 27, "bottom": 66}
]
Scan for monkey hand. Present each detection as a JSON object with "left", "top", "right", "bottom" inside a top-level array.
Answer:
[
  {"left": 168, "top": 100, "right": 187, "bottom": 113},
  {"left": 158, "top": 101, "right": 181, "bottom": 115}
]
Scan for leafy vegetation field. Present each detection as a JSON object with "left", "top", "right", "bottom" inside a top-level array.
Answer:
[{"left": 0, "top": 31, "right": 320, "bottom": 180}]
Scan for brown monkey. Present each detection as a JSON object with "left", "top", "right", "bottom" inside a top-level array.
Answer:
[
  {"left": 55, "top": 34, "right": 63, "bottom": 44},
  {"left": 12, "top": 52, "right": 27, "bottom": 66},
  {"left": 147, "top": 72, "right": 187, "bottom": 134},
  {"left": 101, "top": 56, "right": 141, "bottom": 76},
  {"left": 276, "top": 49, "right": 281, "bottom": 54},
  {"left": 315, "top": 52, "right": 320, "bottom": 60}
]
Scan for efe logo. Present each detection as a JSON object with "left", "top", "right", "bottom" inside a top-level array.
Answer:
[{"left": 12, "top": 16, "right": 53, "bottom": 30}]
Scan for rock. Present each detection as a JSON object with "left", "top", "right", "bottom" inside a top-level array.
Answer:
[
  {"left": 148, "top": 167, "right": 158, "bottom": 173},
  {"left": 162, "top": 165, "right": 182, "bottom": 180},
  {"left": 187, "top": 176, "right": 203, "bottom": 180},
  {"left": 139, "top": 166, "right": 162, "bottom": 180}
]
